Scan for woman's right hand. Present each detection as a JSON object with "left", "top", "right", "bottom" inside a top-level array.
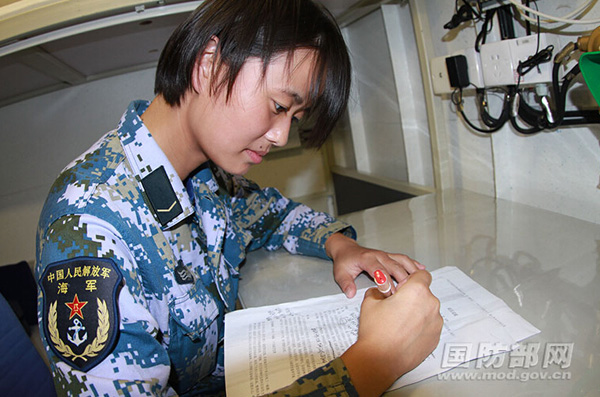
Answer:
[{"left": 341, "top": 270, "right": 443, "bottom": 396}]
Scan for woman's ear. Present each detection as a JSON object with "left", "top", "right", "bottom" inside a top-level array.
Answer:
[{"left": 191, "top": 36, "right": 219, "bottom": 94}]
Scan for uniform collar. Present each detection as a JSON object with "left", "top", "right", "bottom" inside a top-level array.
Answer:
[
  {"left": 117, "top": 100, "right": 194, "bottom": 229},
  {"left": 190, "top": 162, "right": 220, "bottom": 194}
]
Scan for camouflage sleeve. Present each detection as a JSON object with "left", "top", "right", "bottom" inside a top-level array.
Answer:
[
  {"left": 36, "top": 214, "right": 174, "bottom": 396},
  {"left": 265, "top": 358, "right": 358, "bottom": 397},
  {"left": 227, "top": 176, "right": 356, "bottom": 259},
  {"left": 262, "top": 199, "right": 355, "bottom": 259}
]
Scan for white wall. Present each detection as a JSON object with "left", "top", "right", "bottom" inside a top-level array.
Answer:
[
  {"left": 0, "top": 68, "right": 156, "bottom": 265},
  {"left": 419, "top": 0, "right": 600, "bottom": 223},
  {"left": 344, "top": 8, "right": 410, "bottom": 181},
  {"left": 339, "top": 4, "right": 434, "bottom": 188},
  {"left": 0, "top": 68, "right": 331, "bottom": 265}
]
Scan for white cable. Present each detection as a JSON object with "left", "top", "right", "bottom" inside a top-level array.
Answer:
[
  {"left": 553, "top": 0, "right": 595, "bottom": 19},
  {"left": 517, "top": 0, "right": 594, "bottom": 21},
  {"left": 507, "top": 0, "right": 600, "bottom": 24},
  {"left": 511, "top": 0, "right": 600, "bottom": 24},
  {"left": 518, "top": 2, "right": 591, "bottom": 25},
  {"left": 514, "top": 1, "right": 600, "bottom": 24}
]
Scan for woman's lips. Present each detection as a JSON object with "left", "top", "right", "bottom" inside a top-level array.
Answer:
[{"left": 246, "top": 149, "right": 268, "bottom": 164}]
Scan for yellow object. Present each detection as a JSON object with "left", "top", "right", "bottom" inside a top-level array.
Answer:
[{"left": 578, "top": 26, "right": 600, "bottom": 52}]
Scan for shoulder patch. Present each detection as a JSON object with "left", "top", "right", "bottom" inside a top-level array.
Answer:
[
  {"left": 39, "top": 257, "right": 123, "bottom": 372},
  {"left": 141, "top": 165, "right": 183, "bottom": 226}
]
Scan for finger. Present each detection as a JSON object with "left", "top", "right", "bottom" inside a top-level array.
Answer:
[
  {"left": 398, "top": 269, "right": 433, "bottom": 289},
  {"left": 385, "top": 262, "right": 410, "bottom": 288},
  {"left": 373, "top": 269, "right": 392, "bottom": 297},
  {"left": 388, "top": 253, "right": 420, "bottom": 274},
  {"left": 335, "top": 272, "right": 358, "bottom": 298}
]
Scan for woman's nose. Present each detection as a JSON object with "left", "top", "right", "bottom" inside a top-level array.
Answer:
[{"left": 264, "top": 120, "right": 291, "bottom": 147}]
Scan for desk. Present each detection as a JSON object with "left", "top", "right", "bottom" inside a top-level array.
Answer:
[{"left": 238, "top": 189, "right": 600, "bottom": 396}]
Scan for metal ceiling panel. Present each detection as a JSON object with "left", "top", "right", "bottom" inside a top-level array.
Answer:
[
  {"left": 0, "top": 53, "right": 64, "bottom": 105},
  {"left": 40, "top": 13, "right": 187, "bottom": 77}
]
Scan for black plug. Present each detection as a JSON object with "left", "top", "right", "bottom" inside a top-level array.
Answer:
[{"left": 446, "top": 55, "right": 470, "bottom": 89}]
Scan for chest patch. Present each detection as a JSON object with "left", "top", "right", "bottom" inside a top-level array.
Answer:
[{"left": 39, "top": 257, "right": 123, "bottom": 372}]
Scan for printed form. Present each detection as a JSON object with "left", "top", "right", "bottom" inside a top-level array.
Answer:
[{"left": 224, "top": 266, "right": 540, "bottom": 396}]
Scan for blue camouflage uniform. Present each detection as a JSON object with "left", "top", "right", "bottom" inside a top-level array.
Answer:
[{"left": 36, "top": 100, "right": 359, "bottom": 396}]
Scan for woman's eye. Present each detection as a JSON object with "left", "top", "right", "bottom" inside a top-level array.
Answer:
[
  {"left": 274, "top": 102, "right": 288, "bottom": 114},
  {"left": 274, "top": 101, "right": 302, "bottom": 123}
]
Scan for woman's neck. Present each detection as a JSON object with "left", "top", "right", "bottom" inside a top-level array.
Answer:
[{"left": 141, "top": 95, "right": 207, "bottom": 180}]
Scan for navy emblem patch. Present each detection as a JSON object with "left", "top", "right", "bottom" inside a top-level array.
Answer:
[{"left": 39, "top": 257, "right": 123, "bottom": 372}]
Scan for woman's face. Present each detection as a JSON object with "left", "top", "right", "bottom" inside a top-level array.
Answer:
[{"left": 189, "top": 48, "right": 315, "bottom": 176}]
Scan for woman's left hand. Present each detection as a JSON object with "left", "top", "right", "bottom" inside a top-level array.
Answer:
[{"left": 325, "top": 232, "right": 425, "bottom": 298}]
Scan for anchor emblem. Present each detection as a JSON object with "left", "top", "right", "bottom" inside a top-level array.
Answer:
[{"left": 67, "top": 319, "right": 88, "bottom": 346}]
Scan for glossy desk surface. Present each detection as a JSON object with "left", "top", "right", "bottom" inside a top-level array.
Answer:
[{"left": 238, "top": 190, "right": 600, "bottom": 396}]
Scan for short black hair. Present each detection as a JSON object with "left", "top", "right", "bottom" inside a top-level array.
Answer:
[{"left": 154, "top": 0, "right": 351, "bottom": 148}]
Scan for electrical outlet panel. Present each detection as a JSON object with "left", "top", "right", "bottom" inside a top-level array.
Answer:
[
  {"left": 511, "top": 33, "right": 560, "bottom": 85},
  {"left": 430, "top": 55, "right": 453, "bottom": 95},
  {"left": 480, "top": 39, "right": 515, "bottom": 86},
  {"left": 481, "top": 33, "right": 560, "bottom": 87}
]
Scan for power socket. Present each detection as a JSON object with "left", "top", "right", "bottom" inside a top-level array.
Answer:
[
  {"left": 481, "top": 33, "right": 559, "bottom": 87},
  {"left": 481, "top": 39, "right": 514, "bottom": 86}
]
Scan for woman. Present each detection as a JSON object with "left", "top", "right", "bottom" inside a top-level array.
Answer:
[{"left": 36, "top": 0, "right": 442, "bottom": 395}]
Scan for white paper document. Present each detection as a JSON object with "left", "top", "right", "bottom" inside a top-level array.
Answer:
[{"left": 224, "top": 266, "right": 540, "bottom": 396}]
